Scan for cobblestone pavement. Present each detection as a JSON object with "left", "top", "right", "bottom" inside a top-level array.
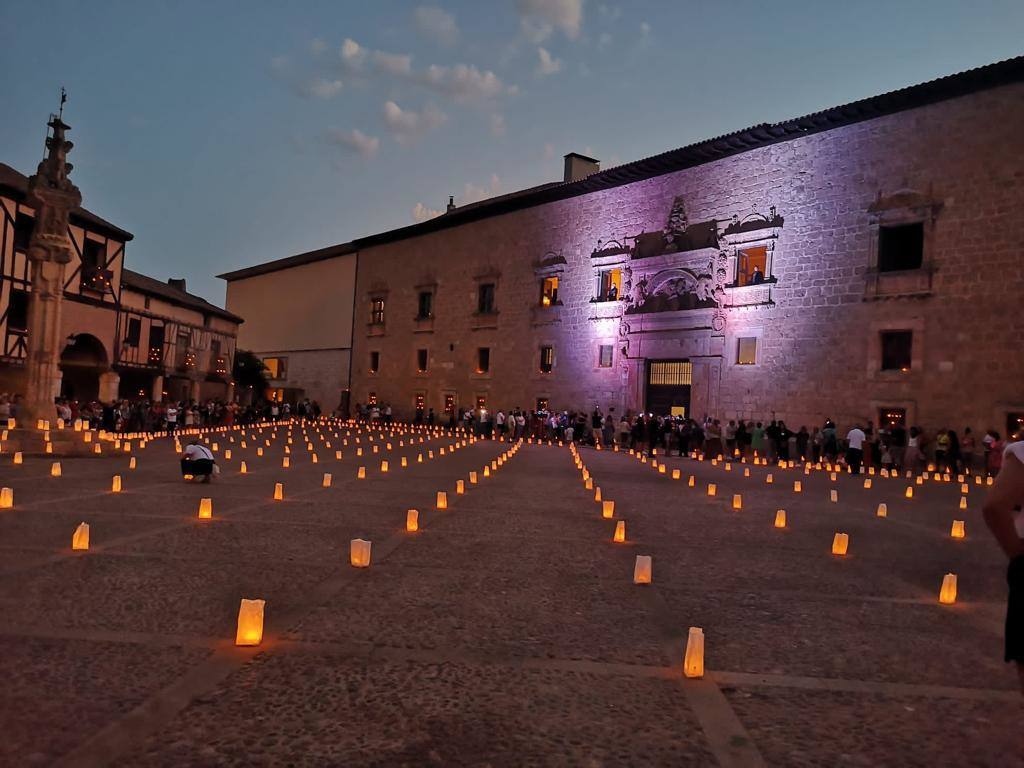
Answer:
[{"left": 0, "top": 421, "right": 1021, "bottom": 766}]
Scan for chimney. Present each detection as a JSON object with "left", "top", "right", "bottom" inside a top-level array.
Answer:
[
  {"left": 563, "top": 152, "right": 600, "bottom": 183},
  {"left": 446, "top": 195, "right": 456, "bottom": 213},
  {"left": 167, "top": 278, "right": 187, "bottom": 293}
]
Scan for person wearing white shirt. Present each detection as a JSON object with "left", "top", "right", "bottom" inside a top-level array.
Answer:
[
  {"left": 180, "top": 438, "right": 216, "bottom": 483},
  {"left": 845, "top": 425, "right": 866, "bottom": 474}
]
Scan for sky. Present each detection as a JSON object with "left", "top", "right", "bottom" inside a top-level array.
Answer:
[{"left": 1, "top": 1, "right": 1022, "bottom": 304}]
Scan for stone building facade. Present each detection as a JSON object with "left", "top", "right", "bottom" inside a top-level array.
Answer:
[{"left": 229, "top": 58, "right": 1024, "bottom": 436}]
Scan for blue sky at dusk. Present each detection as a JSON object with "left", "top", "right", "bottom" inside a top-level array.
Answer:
[{"left": 1, "top": 1, "right": 1021, "bottom": 303}]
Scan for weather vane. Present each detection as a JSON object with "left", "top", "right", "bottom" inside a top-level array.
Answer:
[{"left": 58, "top": 86, "right": 67, "bottom": 119}]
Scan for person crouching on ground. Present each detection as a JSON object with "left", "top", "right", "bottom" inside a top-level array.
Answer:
[
  {"left": 983, "top": 429, "right": 1024, "bottom": 693},
  {"left": 180, "top": 438, "right": 216, "bottom": 483}
]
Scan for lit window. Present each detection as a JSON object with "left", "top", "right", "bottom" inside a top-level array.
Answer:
[
  {"left": 369, "top": 351, "right": 380, "bottom": 374},
  {"left": 417, "top": 348, "right": 428, "bottom": 373},
  {"left": 478, "top": 283, "right": 496, "bottom": 314},
  {"left": 536, "top": 397, "right": 549, "bottom": 412},
  {"left": 476, "top": 347, "right": 490, "bottom": 374},
  {"left": 444, "top": 393, "right": 455, "bottom": 413},
  {"left": 417, "top": 291, "right": 433, "bottom": 319},
  {"left": 879, "top": 408, "right": 906, "bottom": 428},
  {"left": 878, "top": 223, "right": 924, "bottom": 272},
  {"left": 368, "top": 392, "right": 378, "bottom": 406},
  {"left": 263, "top": 357, "right": 288, "bottom": 380},
  {"left": 476, "top": 395, "right": 487, "bottom": 409},
  {"left": 540, "top": 277, "right": 559, "bottom": 306},
  {"left": 415, "top": 392, "right": 426, "bottom": 410},
  {"left": 598, "top": 344, "right": 613, "bottom": 368},
  {"left": 736, "top": 337, "right": 757, "bottom": 365},
  {"left": 540, "top": 345, "right": 554, "bottom": 373},
  {"left": 598, "top": 269, "right": 622, "bottom": 301},
  {"left": 736, "top": 246, "right": 767, "bottom": 286},
  {"left": 880, "top": 331, "right": 912, "bottom": 371},
  {"left": 370, "top": 297, "right": 385, "bottom": 325}
]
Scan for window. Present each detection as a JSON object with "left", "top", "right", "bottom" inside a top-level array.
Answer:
[
  {"left": 370, "top": 297, "right": 385, "bottom": 325},
  {"left": 879, "top": 408, "right": 907, "bottom": 428},
  {"left": 417, "top": 291, "right": 433, "bottom": 319},
  {"left": 368, "top": 392, "right": 378, "bottom": 406},
  {"left": 878, "top": 223, "right": 924, "bottom": 272},
  {"left": 444, "top": 393, "right": 455, "bottom": 413},
  {"left": 13, "top": 213, "right": 34, "bottom": 252},
  {"left": 1007, "top": 412, "right": 1024, "bottom": 440},
  {"left": 539, "top": 345, "right": 554, "bottom": 373},
  {"left": 417, "top": 348, "right": 428, "bottom": 373},
  {"left": 369, "top": 351, "right": 380, "bottom": 374},
  {"left": 540, "top": 277, "right": 559, "bottom": 306},
  {"left": 598, "top": 269, "right": 622, "bottom": 301},
  {"left": 649, "top": 361, "right": 692, "bottom": 385},
  {"left": 598, "top": 344, "right": 613, "bottom": 368},
  {"left": 124, "top": 317, "right": 142, "bottom": 347},
  {"left": 536, "top": 397, "right": 549, "bottom": 412},
  {"left": 264, "top": 357, "right": 288, "bottom": 380},
  {"left": 415, "top": 392, "right": 426, "bottom": 411},
  {"left": 736, "top": 337, "right": 757, "bottom": 365},
  {"left": 477, "top": 283, "right": 496, "bottom": 314},
  {"left": 82, "top": 239, "right": 105, "bottom": 271},
  {"left": 880, "top": 331, "right": 913, "bottom": 371},
  {"left": 210, "top": 338, "right": 221, "bottom": 356},
  {"left": 7, "top": 288, "right": 29, "bottom": 332},
  {"left": 476, "top": 347, "right": 490, "bottom": 374},
  {"left": 476, "top": 395, "right": 487, "bottom": 409},
  {"left": 736, "top": 246, "right": 768, "bottom": 286},
  {"left": 147, "top": 324, "right": 165, "bottom": 364}
]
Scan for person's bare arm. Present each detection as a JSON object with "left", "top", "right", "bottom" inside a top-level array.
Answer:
[{"left": 983, "top": 454, "right": 1024, "bottom": 560}]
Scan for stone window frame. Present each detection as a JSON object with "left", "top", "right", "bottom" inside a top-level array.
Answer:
[
  {"left": 472, "top": 346, "right": 492, "bottom": 379},
  {"left": 413, "top": 390, "right": 427, "bottom": 413},
  {"left": 865, "top": 190, "right": 941, "bottom": 299},
  {"left": 595, "top": 341, "right": 615, "bottom": 370},
  {"left": 368, "top": 350, "right": 380, "bottom": 376},
  {"left": 866, "top": 317, "right": 924, "bottom": 381},
  {"left": 726, "top": 326, "right": 764, "bottom": 369},
  {"left": 538, "top": 343, "right": 555, "bottom": 375},
  {"left": 869, "top": 399, "right": 917, "bottom": 432},
  {"left": 471, "top": 269, "right": 501, "bottom": 329},
  {"left": 414, "top": 282, "right": 437, "bottom": 330},
  {"left": 415, "top": 347, "right": 429, "bottom": 376},
  {"left": 442, "top": 390, "right": 457, "bottom": 415},
  {"left": 367, "top": 287, "right": 388, "bottom": 337}
]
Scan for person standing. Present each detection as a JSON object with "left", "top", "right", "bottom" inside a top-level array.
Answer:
[
  {"left": 165, "top": 402, "right": 179, "bottom": 434},
  {"left": 982, "top": 433, "right": 1024, "bottom": 693},
  {"left": 961, "top": 427, "right": 976, "bottom": 473},
  {"left": 845, "top": 424, "right": 866, "bottom": 474}
]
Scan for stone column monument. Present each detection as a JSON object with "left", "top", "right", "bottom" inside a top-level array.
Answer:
[{"left": 20, "top": 113, "right": 82, "bottom": 427}]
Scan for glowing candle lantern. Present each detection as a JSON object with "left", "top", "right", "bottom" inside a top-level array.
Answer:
[
  {"left": 916, "top": 476, "right": 924, "bottom": 486},
  {"left": 335, "top": 450, "right": 343, "bottom": 460},
  {"left": 939, "top": 573, "right": 958, "bottom": 604},
  {"left": 594, "top": 487, "right": 602, "bottom": 502},
  {"left": 830, "top": 489, "right": 838, "bottom": 503},
  {"left": 490, "top": 460, "right": 498, "bottom": 471},
  {"left": 950, "top": 520, "right": 965, "bottom": 539},
  {"left": 456, "top": 480, "right": 465, "bottom": 495},
  {"left": 875, "top": 502, "right": 887, "bottom": 518},
  {"left": 356, "top": 448, "right": 363, "bottom": 457},
  {"left": 72, "top": 522, "right": 89, "bottom": 550},
  {"left": 0, "top": 487, "right": 12, "bottom": 508},
  {"left": 129, "top": 456, "right": 137, "bottom": 470},
  {"left": 831, "top": 532, "right": 849, "bottom": 556},
  {"left": 732, "top": 494, "right": 742, "bottom": 510},
  {"left": 961, "top": 482, "right": 969, "bottom": 494},
  {"left": 743, "top": 467, "right": 750, "bottom": 477},
  {"left": 239, "top": 461, "right": 248, "bottom": 474},
  {"left": 274, "top": 482, "right": 284, "bottom": 500},
  {"left": 111, "top": 475, "right": 122, "bottom": 493},
  {"left": 863, "top": 478, "right": 872, "bottom": 489},
  {"left": 683, "top": 627, "right": 705, "bottom": 678},
  {"left": 51, "top": 462, "right": 61, "bottom": 477},
  {"left": 794, "top": 480, "right": 802, "bottom": 493},
  {"left": 830, "top": 472, "right": 837, "bottom": 481},
  {"left": 13, "top": 452, "right": 22, "bottom": 465},
  {"left": 633, "top": 555, "right": 652, "bottom": 584},
  {"left": 658, "top": 464, "right": 667, "bottom": 474},
  {"left": 257, "top": 447, "right": 263, "bottom": 457},
  {"left": 707, "top": 483, "right": 717, "bottom": 497},
  {"left": 282, "top": 457, "right": 290, "bottom": 469},
  {"left": 357, "top": 466, "right": 366, "bottom": 479},
  {"left": 235, "top": 598, "right": 266, "bottom": 646},
  {"left": 350, "top": 538, "right": 372, "bottom": 567},
  {"left": 469, "top": 471, "right": 478, "bottom": 484},
  {"left": 401, "top": 456, "right": 408, "bottom": 467},
  {"left": 975, "top": 475, "right": 982, "bottom": 485},
  {"left": 584, "top": 478, "right": 593, "bottom": 490},
  {"left": 672, "top": 469, "right": 681, "bottom": 480},
  {"left": 774, "top": 509, "right": 787, "bottom": 528},
  {"left": 602, "top": 500, "right": 615, "bottom": 519},
  {"left": 905, "top": 486, "right": 913, "bottom": 499},
  {"left": 688, "top": 475, "right": 695, "bottom": 487},
  {"left": 613, "top": 520, "right": 626, "bottom": 542},
  {"left": 380, "top": 460, "right": 389, "bottom": 473},
  {"left": 322, "top": 472, "right": 333, "bottom": 488},
  {"left": 404, "top": 508, "right": 420, "bottom": 533},
  {"left": 959, "top": 496, "right": 968, "bottom": 510},
  {"left": 436, "top": 491, "right": 448, "bottom": 510},
  {"left": 483, "top": 466, "right": 490, "bottom": 478},
  {"left": 198, "top": 498, "right": 213, "bottom": 520}
]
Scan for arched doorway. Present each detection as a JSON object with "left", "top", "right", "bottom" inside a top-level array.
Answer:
[{"left": 60, "top": 333, "right": 109, "bottom": 402}]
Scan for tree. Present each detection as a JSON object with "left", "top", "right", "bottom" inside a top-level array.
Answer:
[{"left": 233, "top": 350, "right": 268, "bottom": 400}]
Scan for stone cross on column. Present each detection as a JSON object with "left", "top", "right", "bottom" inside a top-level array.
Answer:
[{"left": 21, "top": 114, "right": 82, "bottom": 426}]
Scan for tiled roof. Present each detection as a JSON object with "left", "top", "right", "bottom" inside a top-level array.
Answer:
[
  {"left": 121, "top": 269, "right": 243, "bottom": 323},
  {"left": 0, "top": 163, "right": 134, "bottom": 241},
  {"left": 215, "top": 54, "right": 1024, "bottom": 282}
]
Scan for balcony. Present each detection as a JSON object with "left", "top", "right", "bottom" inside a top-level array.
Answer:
[{"left": 80, "top": 266, "right": 114, "bottom": 296}]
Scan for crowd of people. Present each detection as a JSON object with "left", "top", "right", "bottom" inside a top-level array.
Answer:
[{"left": 354, "top": 400, "right": 1018, "bottom": 477}]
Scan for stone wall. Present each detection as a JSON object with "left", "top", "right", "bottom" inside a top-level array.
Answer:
[{"left": 351, "top": 82, "right": 1024, "bottom": 436}]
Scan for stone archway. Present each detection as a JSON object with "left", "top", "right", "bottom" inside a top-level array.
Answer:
[{"left": 60, "top": 333, "right": 109, "bottom": 402}]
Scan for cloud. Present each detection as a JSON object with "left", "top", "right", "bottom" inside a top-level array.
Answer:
[
  {"left": 383, "top": 101, "right": 447, "bottom": 145},
  {"left": 326, "top": 128, "right": 380, "bottom": 158},
  {"left": 460, "top": 174, "right": 502, "bottom": 205},
  {"left": 340, "top": 38, "right": 366, "bottom": 70},
  {"left": 413, "top": 202, "right": 444, "bottom": 222},
  {"left": 517, "top": 0, "right": 584, "bottom": 41},
  {"left": 298, "top": 77, "right": 344, "bottom": 99},
  {"left": 414, "top": 6, "right": 459, "bottom": 47},
  {"left": 536, "top": 47, "right": 562, "bottom": 76},
  {"left": 372, "top": 50, "right": 413, "bottom": 77},
  {"left": 421, "top": 63, "right": 506, "bottom": 101},
  {"left": 640, "top": 21, "right": 650, "bottom": 37},
  {"left": 269, "top": 55, "right": 290, "bottom": 73},
  {"left": 490, "top": 113, "right": 506, "bottom": 137},
  {"left": 310, "top": 38, "right": 327, "bottom": 55}
]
